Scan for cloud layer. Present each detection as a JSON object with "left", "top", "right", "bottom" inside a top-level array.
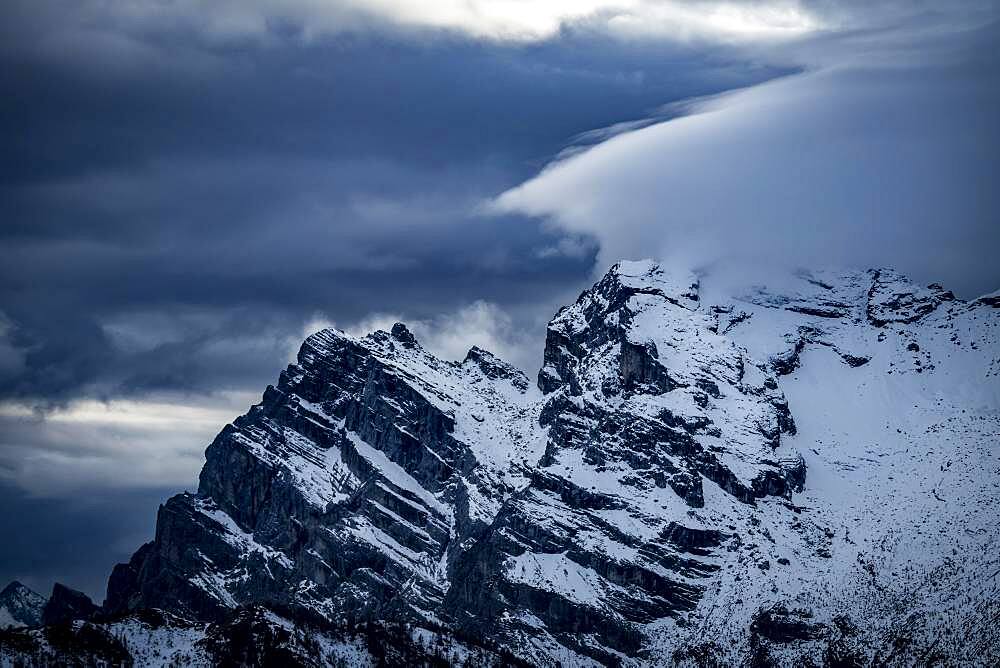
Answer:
[
  {"left": 1, "top": 0, "right": 824, "bottom": 48},
  {"left": 496, "top": 6, "right": 1000, "bottom": 296},
  {"left": 0, "top": 395, "right": 249, "bottom": 497}
]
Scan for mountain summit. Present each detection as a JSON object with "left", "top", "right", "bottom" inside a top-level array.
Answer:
[
  {"left": 2, "top": 261, "right": 998, "bottom": 666},
  {"left": 0, "top": 581, "right": 45, "bottom": 630}
]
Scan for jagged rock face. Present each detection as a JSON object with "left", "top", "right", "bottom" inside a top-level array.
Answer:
[
  {"left": 41, "top": 584, "right": 98, "bottom": 626},
  {"left": 536, "top": 263, "right": 802, "bottom": 504},
  {"left": 445, "top": 263, "right": 809, "bottom": 664},
  {"left": 866, "top": 269, "right": 955, "bottom": 327},
  {"left": 106, "top": 323, "right": 545, "bottom": 631},
  {"left": 0, "top": 582, "right": 45, "bottom": 629},
  {"left": 40, "top": 261, "right": 1000, "bottom": 666}
]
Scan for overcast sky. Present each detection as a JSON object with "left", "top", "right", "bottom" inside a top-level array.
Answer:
[{"left": 0, "top": 0, "right": 997, "bottom": 600}]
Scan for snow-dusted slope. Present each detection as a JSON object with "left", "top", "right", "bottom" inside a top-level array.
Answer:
[
  {"left": 2, "top": 261, "right": 997, "bottom": 667},
  {"left": 0, "top": 582, "right": 45, "bottom": 629},
  {"left": 667, "top": 265, "right": 1000, "bottom": 665}
]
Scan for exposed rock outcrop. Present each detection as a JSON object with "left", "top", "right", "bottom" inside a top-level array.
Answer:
[{"left": 41, "top": 584, "right": 98, "bottom": 625}]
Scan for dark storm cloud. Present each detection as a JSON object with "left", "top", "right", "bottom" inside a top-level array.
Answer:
[
  {"left": 0, "top": 10, "right": 786, "bottom": 184},
  {"left": 0, "top": 11, "right": 788, "bottom": 406}
]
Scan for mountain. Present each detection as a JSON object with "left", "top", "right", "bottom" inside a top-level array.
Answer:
[
  {"left": 41, "top": 583, "right": 99, "bottom": 626},
  {"left": 1, "top": 260, "right": 998, "bottom": 666},
  {"left": 0, "top": 582, "right": 45, "bottom": 629}
]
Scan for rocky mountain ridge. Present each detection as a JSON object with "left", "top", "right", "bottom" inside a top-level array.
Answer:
[{"left": 2, "top": 260, "right": 998, "bottom": 667}]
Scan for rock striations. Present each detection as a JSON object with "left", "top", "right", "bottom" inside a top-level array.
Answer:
[{"left": 2, "top": 260, "right": 998, "bottom": 667}]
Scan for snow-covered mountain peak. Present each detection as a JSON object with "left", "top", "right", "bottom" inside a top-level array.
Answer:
[
  {"left": 3, "top": 261, "right": 998, "bottom": 667},
  {"left": 463, "top": 345, "right": 530, "bottom": 393},
  {"left": 0, "top": 581, "right": 45, "bottom": 629},
  {"left": 609, "top": 260, "right": 700, "bottom": 307}
]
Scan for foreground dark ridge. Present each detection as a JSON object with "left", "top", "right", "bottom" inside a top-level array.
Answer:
[{"left": 2, "top": 261, "right": 998, "bottom": 667}]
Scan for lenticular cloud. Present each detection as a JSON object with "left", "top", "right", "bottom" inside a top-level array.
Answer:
[{"left": 494, "top": 15, "right": 1000, "bottom": 296}]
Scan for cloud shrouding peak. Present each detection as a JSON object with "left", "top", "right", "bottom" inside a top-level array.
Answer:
[{"left": 494, "top": 8, "right": 1000, "bottom": 296}]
